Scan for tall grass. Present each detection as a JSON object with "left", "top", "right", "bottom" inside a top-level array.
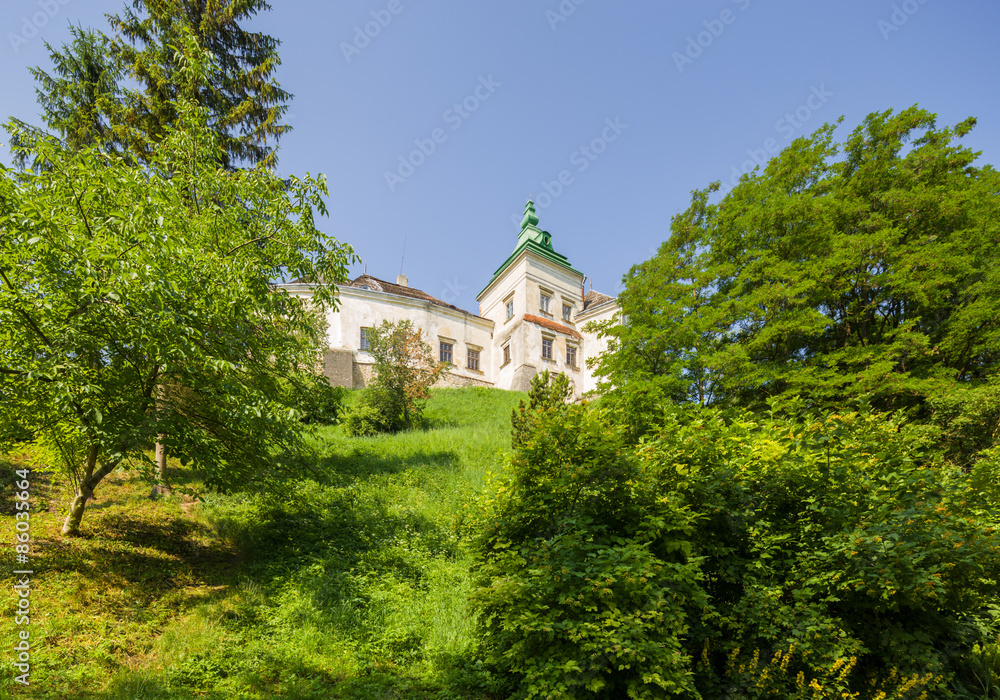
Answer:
[{"left": 0, "top": 387, "right": 521, "bottom": 699}]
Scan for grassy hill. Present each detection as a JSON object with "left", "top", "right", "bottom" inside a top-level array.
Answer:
[{"left": 0, "top": 387, "right": 523, "bottom": 699}]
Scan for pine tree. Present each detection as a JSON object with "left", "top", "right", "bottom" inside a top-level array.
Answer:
[
  {"left": 21, "top": 0, "right": 291, "bottom": 169},
  {"left": 108, "top": 0, "right": 292, "bottom": 169}
]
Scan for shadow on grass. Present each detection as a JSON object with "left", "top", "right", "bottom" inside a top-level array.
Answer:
[
  {"left": 35, "top": 509, "right": 238, "bottom": 609},
  {"left": 311, "top": 445, "right": 462, "bottom": 481}
]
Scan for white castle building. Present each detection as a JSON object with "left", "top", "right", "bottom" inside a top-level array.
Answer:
[{"left": 283, "top": 201, "right": 619, "bottom": 398}]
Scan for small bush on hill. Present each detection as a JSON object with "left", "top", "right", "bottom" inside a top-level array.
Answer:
[{"left": 345, "top": 320, "right": 444, "bottom": 436}]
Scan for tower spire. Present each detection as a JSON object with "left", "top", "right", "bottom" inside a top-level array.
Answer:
[{"left": 520, "top": 198, "right": 539, "bottom": 230}]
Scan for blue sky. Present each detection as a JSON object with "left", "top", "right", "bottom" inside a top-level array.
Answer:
[{"left": 2, "top": 0, "right": 998, "bottom": 313}]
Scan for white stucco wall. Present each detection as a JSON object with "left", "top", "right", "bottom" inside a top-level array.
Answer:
[
  {"left": 577, "top": 299, "right": 619, "bottom": 396},
  {"left": 282, "top": 283, "right": 495, "bottom": 386}
]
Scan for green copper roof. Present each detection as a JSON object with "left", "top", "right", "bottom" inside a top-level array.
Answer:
[{"left": 478, "top": 200, "right": 583, "bottom": 299}]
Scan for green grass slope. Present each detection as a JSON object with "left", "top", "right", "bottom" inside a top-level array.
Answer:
[{"left": 0, "top": 386, "right": 523, "bottom": 700}]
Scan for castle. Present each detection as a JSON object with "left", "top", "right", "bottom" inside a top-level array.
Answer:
[{"left": 282, "top": 201, "right": 619, "bottom": 398}]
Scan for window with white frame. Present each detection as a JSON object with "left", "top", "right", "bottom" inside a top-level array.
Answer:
[
  {"left": 540, "top": 293, "right": 551, "bottom": 314},
  {"left": 506, "top": 297, "right": 514, "bottom": 320},
  {"left": 563, "top": 304, "right": 572, "bottom": 322},
  {"left": 360, "top": 327, "right": 371, "bottom": 351},
  {"left": 542, "top": 337, "right": 554, "bottom": 361},
  {"left": 467, "top": 348, "right": 480, "bottom": 371}
]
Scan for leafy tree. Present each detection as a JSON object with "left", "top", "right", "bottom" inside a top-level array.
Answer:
[
  {"left": 472, "top": 398, "right": 706, "bottom": 699},
  {"left": 593, "top": 106, "right": 1000, "bottom": 462},
  {"left": 21, "top": 0, "right": 290, "bottom": 169},
  {"left": 0, "top": 63, "right": 352, "bottom": 535},
  {"left": 344, "top": 320, "right": 445, "bottom": 436}
]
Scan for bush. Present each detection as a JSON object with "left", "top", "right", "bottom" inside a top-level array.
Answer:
[
  {"left": 343, "top": 397, "right": 393, "bottom": 437},
  {"left": 298, "top": 376, "right": 348, "bottom": 424},
  {"left": 471, "top": 397, "right": 1000, "bottom": 699},
  {"left": 472, "top": 397, "right": 706, "bottom": 699}
]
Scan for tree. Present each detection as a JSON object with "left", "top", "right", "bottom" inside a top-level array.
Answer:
[
  {"left": 0, "top": 73, "right": 353, "bottom": 535},
  {"left": 592, "top": 106, "right": 1000, "bottom": 461},
  {"left": 22, "top": 0, "right": 290, "bottom": 169},
  {"left": 11, "top": 26, "right": 125, "bottom": 167},
  {"left": 344, "top": 320, "right": 445, "bottom": 436}
]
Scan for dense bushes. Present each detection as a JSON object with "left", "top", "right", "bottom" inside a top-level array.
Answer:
[{"left": 470, "top": 388, "right": 1000, "bottom": 698}]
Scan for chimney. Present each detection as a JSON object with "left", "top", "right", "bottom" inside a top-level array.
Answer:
[{"left": 397, "top": 274, "right": 409, "bottom": 288}]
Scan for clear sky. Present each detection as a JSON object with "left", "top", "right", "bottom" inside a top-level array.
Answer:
[{"left": 2, "top": 0, "right": 998, "bottom": 314}]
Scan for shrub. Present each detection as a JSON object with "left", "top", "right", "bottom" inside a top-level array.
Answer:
[
  {"left": 298, "top": 377, "right": 348, "bottom": 424},
  {"left": 472, "top": 400, "right": 706, "bottom": 699},
  {"left": 472, "top": 398, "right": 1000, "bottom": 699},
  {"left": 343, "top": 396, "right": 393, "bottom": 437}
]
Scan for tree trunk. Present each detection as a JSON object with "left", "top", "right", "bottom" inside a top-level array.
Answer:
[
  {"left": 150, "top": 435, "right": 171, "bottom": 498},
  {"left": 62, "top": 445, "right": 98, "bottom": 536},
  {"left": 61, "top": 445, "right": 119, "bottom": 536}
]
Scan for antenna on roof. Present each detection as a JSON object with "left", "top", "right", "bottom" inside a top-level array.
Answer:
[{"left": 399, "top": 236, "right": 407, "bottom": 277}]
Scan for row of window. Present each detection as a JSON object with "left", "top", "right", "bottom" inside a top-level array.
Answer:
[
  {"left": 541, "top": 338, "right": 578, "bottom": 367},
  {"left": 361, "top": 329, "right": 481, "bottom": 371},
  {"left": 504, "top": 293, "right": 574, "bottom": 322},
  {"left": 439, "top": 342, "right": 481, "bottom": 371},
  {"left": 362, "top": 328, "right": 575, "bottom": 371},
  {"left": 540, "top": 294, "right": 574, "bottom": 322}
]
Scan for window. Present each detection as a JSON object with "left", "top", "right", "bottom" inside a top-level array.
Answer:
[
  {"left": 540, "top": 294, "right": 551, "bottom": 314},
  {"left": 542, "top": 338, "right": 553, "bottom": 361},
  {"left": 502, "top": 344, "right": 511, "bottom": 365},
  {"left": 440, "top": 342, "right": 453, "bottom": 363},
  {"left": 506, "top": 298, "right": 514, "bottom": 320},
  {"left": 566, "top": 345, "right": 578, "bottom": 368},
  {"left": 467, "top": 348, "right": 480, "bottom": 371},
  {"left": 563, "top": 304, "right": 572, "bottom": 322},
  {"left": 360, "top": 327, "right": 370, "bottom": 351}
]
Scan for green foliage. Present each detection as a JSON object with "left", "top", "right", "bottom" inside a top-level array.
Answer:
[
  {"left": 345, "top": 320, "right": 445, "bottom": 436},
  {"left": 0, "top": 76, "right": 353, "bottom": 533},
  {"left": 0, "top": 387, "right": 522, "bottom": 698},
  {"left": 19, "top": 0, "right": 290, "bottom": 169},
  {"left": 594, "top": 105, "right": 1000, "bottom": 462},
  {"left": 343, "top": 389, "right": 396, "bottom": 437},
  {"left": 297, "top": 377, "right": 348, "bottom": 425},
  {"left": 511, "top": 369, "right": 573, "bottom": 449},
  {"left": 473, "top": 396, "right": 707, "bottom": 699},
  {"left": 474, "top": 396, "right": 1000, "bottom": 698}
]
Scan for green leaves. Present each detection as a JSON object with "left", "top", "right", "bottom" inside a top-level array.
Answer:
[
  {"left": 474, "top": 398, "right": 1000, "bottom": 697},
  {"left": 0, "top": 102, "right": 353, "bottom": 529},
  {"left": 595, "top": 106, "right": 1000, "bottom": 465}
]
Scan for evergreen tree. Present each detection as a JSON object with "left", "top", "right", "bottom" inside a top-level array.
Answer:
[
  {"left": 108, "top": 0, "right": 291, "bottom": 169},
  {"left": 21, "top": 0, "right": 290, "bottom": 169}
]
